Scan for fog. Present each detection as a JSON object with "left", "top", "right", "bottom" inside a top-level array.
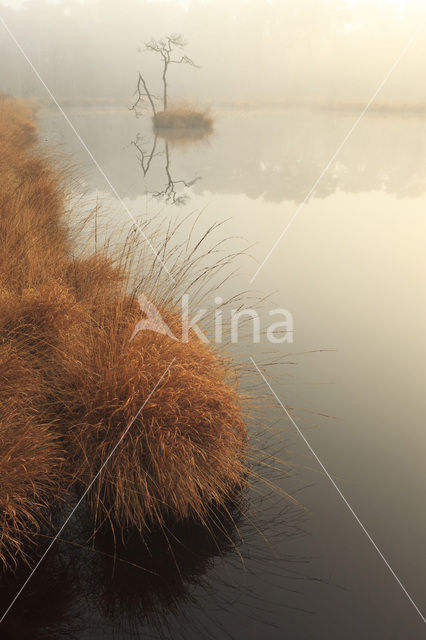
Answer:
[{"left": 1, "top": 0, "right": 425, "bottom": 106}]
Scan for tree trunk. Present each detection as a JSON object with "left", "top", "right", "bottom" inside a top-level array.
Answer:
[
  {"left": 162, "top": 61, "right": 168, "bottom": 110},
  {"left": 138, "top": 73, "right": 156, "bottom": 116}
]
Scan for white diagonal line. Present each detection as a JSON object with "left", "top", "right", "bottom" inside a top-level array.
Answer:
[
  {"left": 0, "top": 15, "right": 175, "bottom": 283},
  {"left": 250, "top": 24, "right": 423, "bottom": 284},
  {"left": 250, "top": 356, "right": 426, "bottom": 626},
  {"left": 0, "top": 358, "right": 176, "bottom": 624}
]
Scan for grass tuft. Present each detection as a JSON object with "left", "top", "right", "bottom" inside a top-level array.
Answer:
[{"left": 0, "top": 96, "right": 247, "bottom": 569}]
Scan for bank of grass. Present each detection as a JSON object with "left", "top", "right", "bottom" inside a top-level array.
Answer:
[
  {"left": 0, "top": 96, "right": 246, "bottom": 570},
  {"left": 0, "top": 96, "right": 70, "bottom": 569}
]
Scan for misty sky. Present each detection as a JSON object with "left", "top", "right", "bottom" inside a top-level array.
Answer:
[{"left": 0, "top": 0, "right": 425, "bottom": 104}]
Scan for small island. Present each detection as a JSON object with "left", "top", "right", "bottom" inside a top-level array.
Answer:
[
  {"left": 131, "top": 34, "right": 213, "bottom": 140},
  {"left": 153, "top": 105, "right": 213, "bottom": 134}
]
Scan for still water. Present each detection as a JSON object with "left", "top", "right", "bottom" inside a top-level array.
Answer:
[{"left": 5, "top": 105, "right": 426, "bottom": 639}]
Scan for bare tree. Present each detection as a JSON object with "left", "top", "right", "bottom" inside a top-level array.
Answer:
[
  {"left": 146, "top": 34, "right": 198, "bottom": 111},
  {"left": 131, "top": 33, "right": 199, "bottom": 115}
]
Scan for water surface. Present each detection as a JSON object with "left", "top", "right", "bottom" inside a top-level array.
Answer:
[{"left": 16, "top": 104, "right": 426, "bottom": 639}]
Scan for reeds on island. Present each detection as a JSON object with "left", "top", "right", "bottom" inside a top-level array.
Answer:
[{"left": 153, "top": 104, "right": 213, "bottom": 134}]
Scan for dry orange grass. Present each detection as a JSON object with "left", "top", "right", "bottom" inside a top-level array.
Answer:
[
  {"left": 0, "top": 97, "right": 73, "bottom": 570},
  {"left": 0, "top": 95, "right": 37, "bottom": 151},
  {"left": 0, "top": 99, "right": 69, "bottom": 292},
  {"left": 0, "top": 97, "right": 247, "bottom": 568},
  {"left": 0, "top": 411, "right": 65, "bottom": 572},
  {"left": 57, "top": 302, "right": 247, "bottom": 533},
  {"left": 0, "top": 336, "right": 66, "bottom": 571}
]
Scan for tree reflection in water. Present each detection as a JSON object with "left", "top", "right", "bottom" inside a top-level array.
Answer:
[{"left": 131, "top": 128, "right": 203, "bottom": 206}]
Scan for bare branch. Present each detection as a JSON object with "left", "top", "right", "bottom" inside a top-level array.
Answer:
[
  {"left": 167, "top": 33, "right": 186, "bottom": 48},
  {"left": 169, "top": 55, "right": 200, "bottom": 68},
  {"left": 131, "top": 134, "right": 161, "bottom": 177},
  {"left": 129, "top": 72, "right": 157, "bottom": 116}
]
